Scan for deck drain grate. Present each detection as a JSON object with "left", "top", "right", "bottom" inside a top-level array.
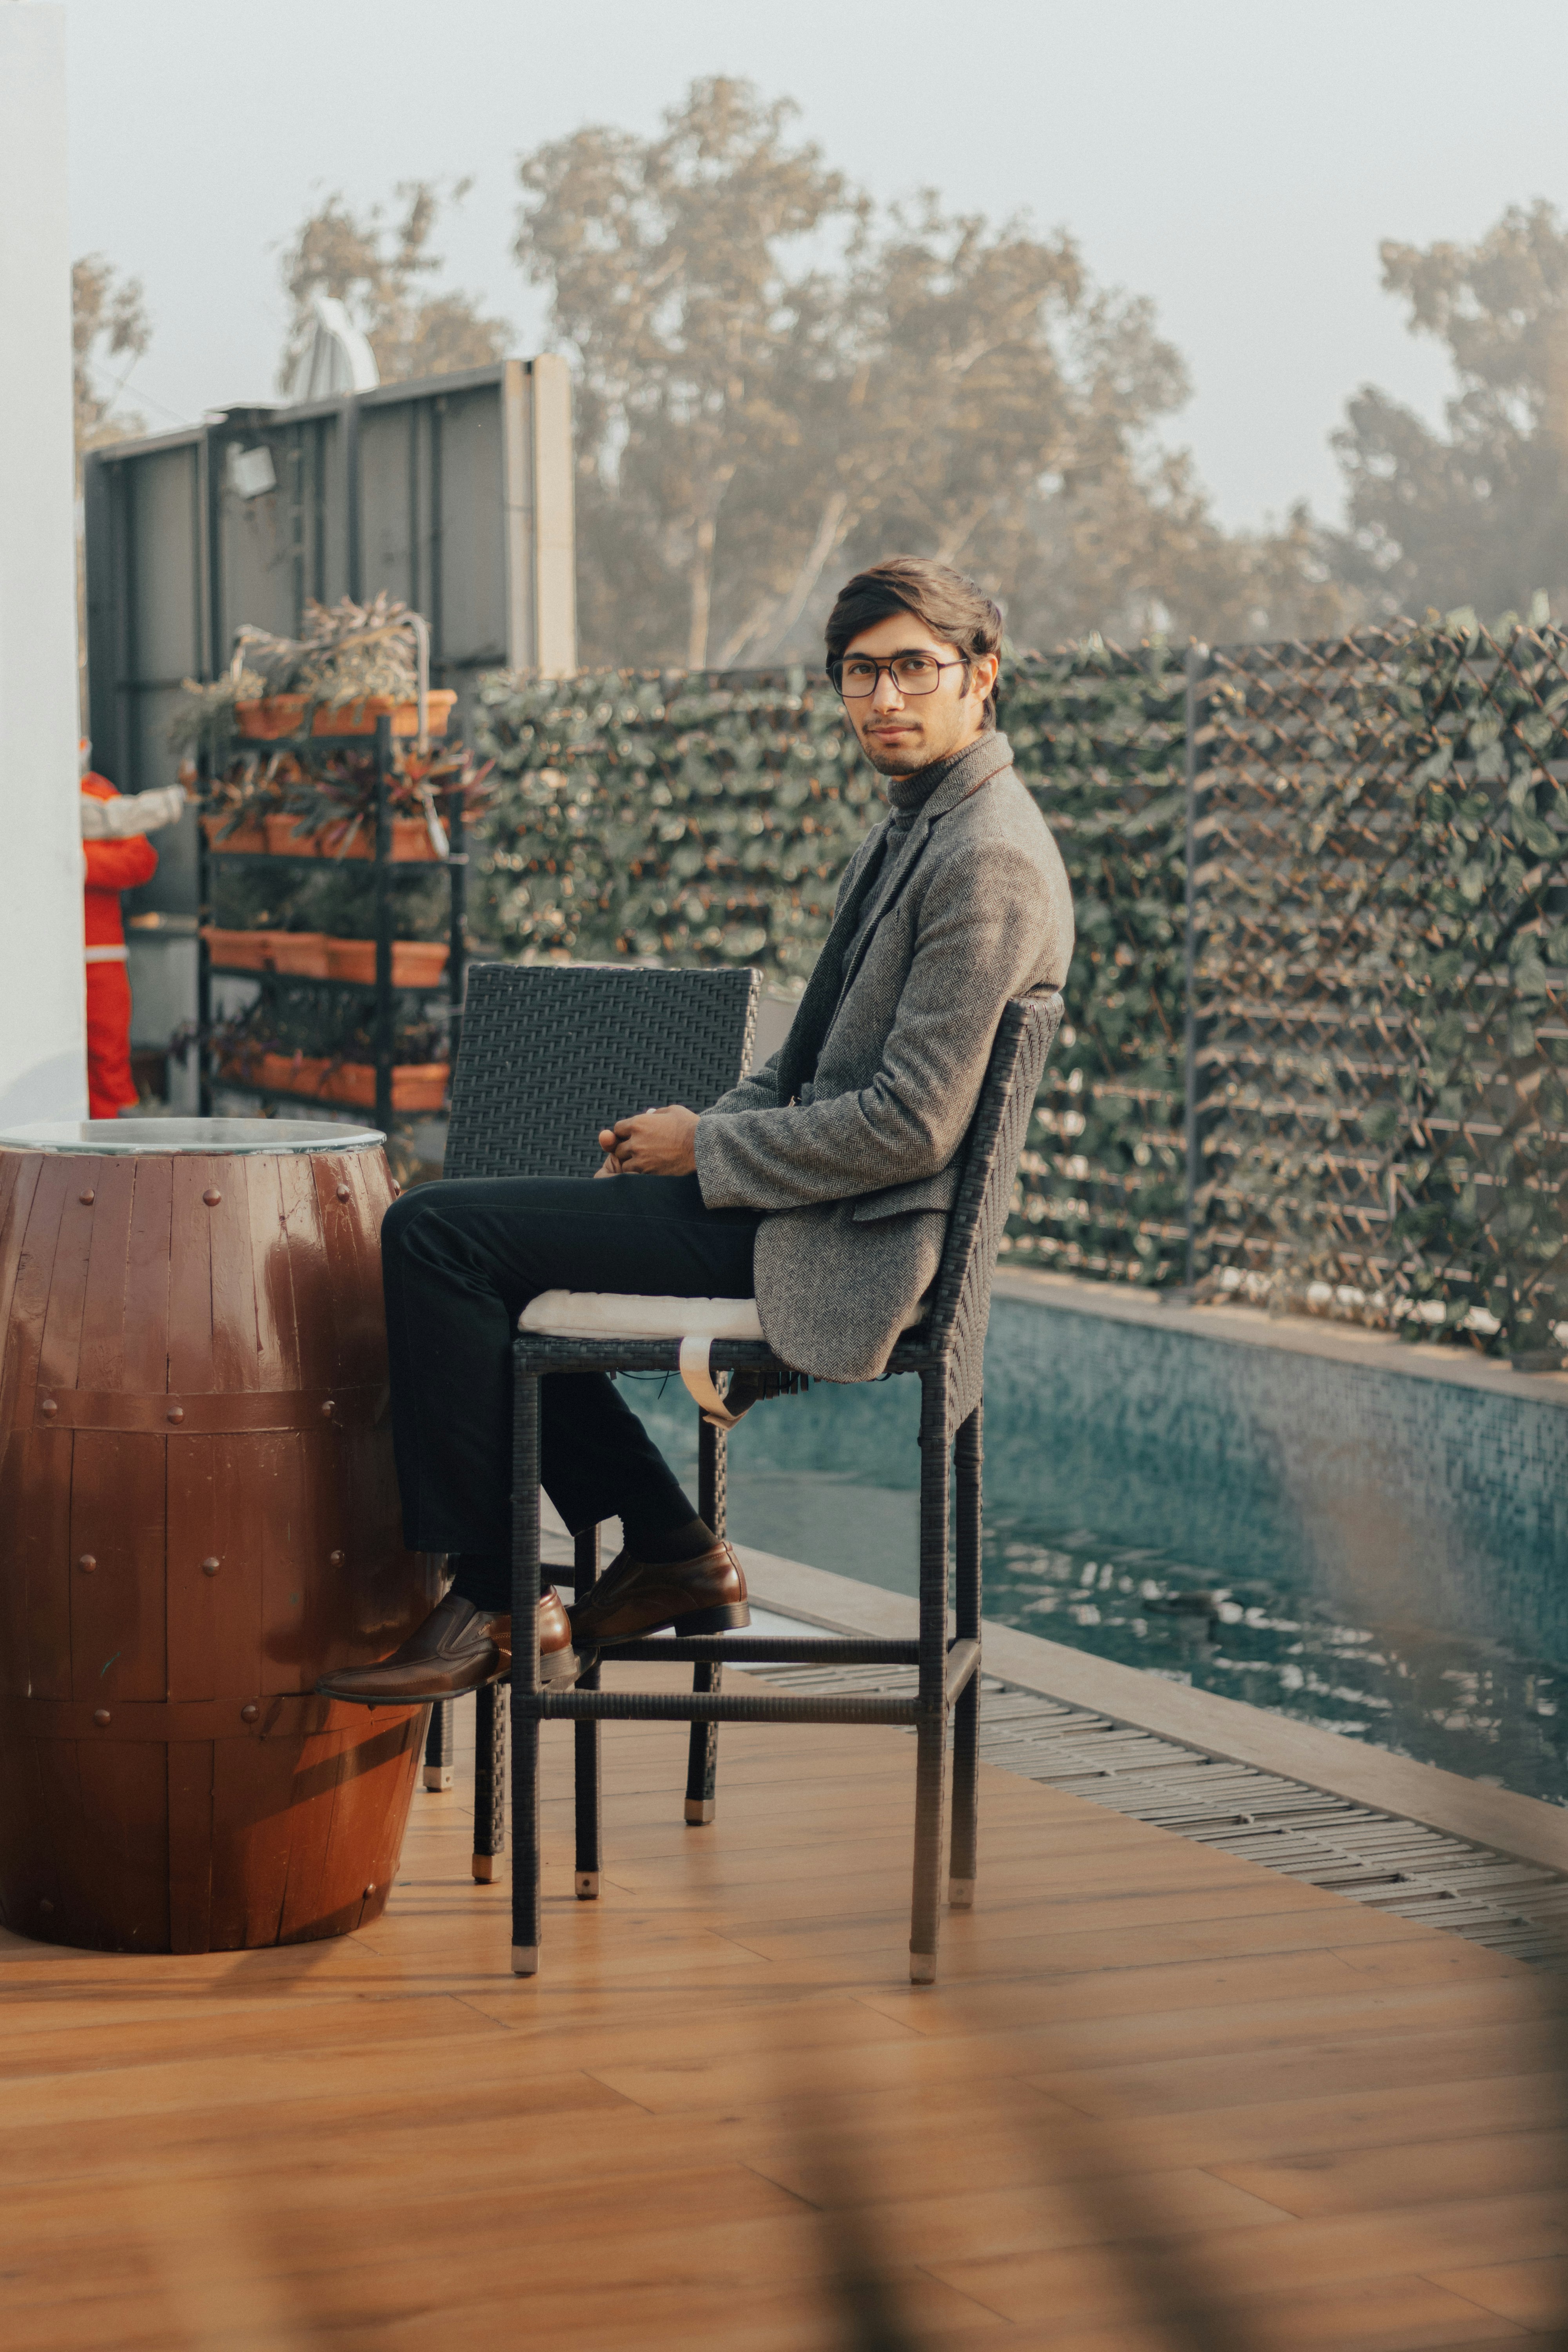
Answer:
[{"left": 744, "top": 1660, "right": 1568, "bottom": 1970}]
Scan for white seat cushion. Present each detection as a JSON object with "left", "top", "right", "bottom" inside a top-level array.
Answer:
[
  {"left": 518, "top": 1290, "right": 765, "bottom": 1341},
  {"left": 518, "top": 1288, "right": 930, "bottom": 1430}
]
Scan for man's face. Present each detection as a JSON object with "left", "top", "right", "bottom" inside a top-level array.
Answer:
[{"left": 837, "top": 611, "right": 998, "bottom": 776}]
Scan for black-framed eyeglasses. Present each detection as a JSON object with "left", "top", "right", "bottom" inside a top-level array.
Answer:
[{"left": 829, "top": 652, "right": 968, "bottom": 699}]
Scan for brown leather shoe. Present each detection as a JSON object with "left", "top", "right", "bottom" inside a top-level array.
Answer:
[
  {"left": 317, "top": 1588, "right": 578, "bottom": 1704},
  {"left": 568, "top": 1541, "right": 751, "bottom": 1646}
]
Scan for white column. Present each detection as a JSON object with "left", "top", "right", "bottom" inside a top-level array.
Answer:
[{"left": 0, "top": 3, "right": 85, "bottom": 1125}]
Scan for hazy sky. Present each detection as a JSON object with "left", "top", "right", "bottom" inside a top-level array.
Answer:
[{"left": 65, "top": 0, "right": 1568, "bottom": 534}]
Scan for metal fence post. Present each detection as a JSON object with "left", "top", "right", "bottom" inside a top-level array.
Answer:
[{"left": 1182, "top": 644, "right": 1210, "bottom": 1292}]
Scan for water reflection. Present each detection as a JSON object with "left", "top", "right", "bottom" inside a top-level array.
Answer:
[{"left": 627, "top": 1295, "right": 1568, "bottom": 1807}]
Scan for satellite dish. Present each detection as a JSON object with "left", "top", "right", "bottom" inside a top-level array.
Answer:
[{"left": 285, "top": 293, "right": 379, "bottom": 405}]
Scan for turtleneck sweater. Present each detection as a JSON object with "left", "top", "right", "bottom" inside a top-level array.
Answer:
[
  {"left": 771, "top": 726, "right": 1016, "bottom": 1107},
  {"left": 839, "top": 727, "right": 1009, "bottom": 974}
]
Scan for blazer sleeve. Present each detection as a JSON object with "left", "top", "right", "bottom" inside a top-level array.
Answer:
[
  {"left": 704, "top": 1049, "right": 782, "bottom": 1119},
  {"left": 694, "top": 834, "right": 1060, "bottom": 1212}
]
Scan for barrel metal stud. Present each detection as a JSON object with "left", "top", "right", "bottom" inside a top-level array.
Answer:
[
  {"left": 201, "top": 1557, "right": 220, "bottom": 1578},
  {"left": 92, "top": 1709, "right": 110, "bottom": 1727},
  {"left": 78, "top": 1554, "right": 96, "bottom": 1574},
  {"left": 329, "top": 1549, "right": 345, "bottom": 1566},
  {"left": 240, "top": 1703, "right": 260, "bottom": 1724},
  {"left": 39, "top": 1399, "right": 56, "bottom": 1419},
  {"left": 203, "top": 1187, "right": 221, "bottom": 1207},
  {"left": 78, "top": 1189, "right": 94, "bottom": 1206},
  {"left": 167, "top": 1405, "right": 185, "bottom": 1425},
  {"left": 321, "top": 1399, "right": 336, "bottom": 1420},
  {"left": 335, "top": 1182, "right": 351, "bottom": 1202}
]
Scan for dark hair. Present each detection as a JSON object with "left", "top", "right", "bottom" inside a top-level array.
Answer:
[{"left": 824, "top": 555, "right": 1004, "bottom": 726}]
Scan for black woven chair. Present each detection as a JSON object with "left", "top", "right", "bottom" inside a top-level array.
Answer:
[
  {"left": 428, "top": 960, "right": 761, "bottom": 1880},
  {"left": 508, "top": 989, "right": 1064, "bottom": 1985}
]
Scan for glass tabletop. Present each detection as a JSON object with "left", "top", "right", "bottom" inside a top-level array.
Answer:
[{"left": 0, "top": 1118, "right": 386, "bottom": 1156}]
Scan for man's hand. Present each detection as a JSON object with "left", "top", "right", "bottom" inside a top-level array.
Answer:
[{"left": 596, "top": 1103, "right": 700, "bottom": 1176}]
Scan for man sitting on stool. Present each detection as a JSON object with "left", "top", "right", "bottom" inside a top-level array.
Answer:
[{"left": 321, "top": 557, "right": 1074, "bottom": 1705}]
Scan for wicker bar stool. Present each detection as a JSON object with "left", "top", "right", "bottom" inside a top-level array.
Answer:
[
  {"left": 508, "top": 989, "right": 1063, "bottom": 1985},
  {"left": 431, "top": 961, "right": 761, "bottom": 1880}
]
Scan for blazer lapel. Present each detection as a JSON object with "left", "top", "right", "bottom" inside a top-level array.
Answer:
[{"left": 835, "top": 736, "right": 1014, "bottom": 999}]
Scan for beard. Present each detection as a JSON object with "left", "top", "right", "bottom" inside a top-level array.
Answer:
[{"left": 859, "top": 728, "right": 933, "bottom": 776}]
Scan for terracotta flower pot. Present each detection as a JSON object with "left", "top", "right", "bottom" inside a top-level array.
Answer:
[
  {"left": 263, "top": 813, "right": 320, "bottom": 857},
  {"left": 318, "top": 817, "right": 438, "bottom": 864},
  {"left": 235, "top": 695, "right": 309, "bottom": 740},
  {"left": 225, "top": 1052, "right": 449, "bottom": 1113},
  {"left": 324, "top": 939, "right": 450, "bottom": 987},
  {"left": 200, "top": 927, "right": 274, "bottom": 973},
  {"left": 200, "top": 814, "right": 270, "bottom": 855},
  {"left": 311, "top": 691, "right": 456, "bottom": 739},
  {"left": 267, "top": 933, "right": 330, "bottom": 979}
]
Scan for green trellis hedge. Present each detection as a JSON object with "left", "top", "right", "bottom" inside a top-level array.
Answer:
[
  {"left": 470, "top": 651, "right": 1189, "bottom": 1290},
  {"left": 469, "top": 620, "right": 1568, "bottom": 1356}
]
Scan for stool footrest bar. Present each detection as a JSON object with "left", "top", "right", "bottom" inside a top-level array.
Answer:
[
  {"left": 595, "top": 1635, "right": 922, "bottom": 1665},
  {"left": 530, "top": 1690, "right": 921, "bottom": 1726}
]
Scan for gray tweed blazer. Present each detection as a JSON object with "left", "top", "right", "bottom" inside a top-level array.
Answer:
[{"left": 695, "top": 731, "right": 1074, "bottom": 1380}]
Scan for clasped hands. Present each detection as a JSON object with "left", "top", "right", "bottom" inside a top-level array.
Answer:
[{"left": 595, "top": 1103, "right": 699, "bottom": 1178}]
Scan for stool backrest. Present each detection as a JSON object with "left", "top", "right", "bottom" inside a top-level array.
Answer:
[
  {"left": 915, "top": 990, "right": 1064, "bottom": 1436},
  {"left": 444, "top": 964, "right": 761, "bottom": 1182}
]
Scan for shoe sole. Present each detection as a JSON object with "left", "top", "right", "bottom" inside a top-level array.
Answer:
[
  {"left": 318, "top": 1644, "right": 581, "bottom": 1707},
  {"left": 571, "top": 1600, "right": 752, "bottom": 1647}
]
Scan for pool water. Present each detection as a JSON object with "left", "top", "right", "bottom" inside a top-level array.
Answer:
[{"left": 628, "top": 1296, "right": 1568, "bottom": 1807}]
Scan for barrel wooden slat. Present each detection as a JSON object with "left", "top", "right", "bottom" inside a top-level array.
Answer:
[
  {"left": 278, "top": 1154, "right": 334, "bottom": 1392},
  {"left": 8, "top": 1159, "right": 71, "bottom": 1412},
  {"left": 71, "top": 1429, "right": 168, "bottom": 1704},
  {"left": 72, "top": 1734, "right": 171, "bottom": 1950},
  {"left": 325, "top": 1149, "right": 387, "bottom": 1377},
  {"left": 167, "top": 1740, "right": 214, "bottom": 1954},
  {"left": 166, "top": 1158, "right": 218, "bottom": 1397},
  {"left": 120, "top": 1156, "right": 174, "bottom": 1395},
  {"left": 37, "top": 1165, "right": 101, "bottom": 1398},
  {"left": 166, "top": 1432, "right": 265, "bottom": 1704},
  {"left": 247, "top": 1154, "right": 299, "bottom": 1392},
  {"left": 0, "top": 1120, "right": 435, "bottom": 1955},
  {"left": 209, "top": 1156, "right": 264, "bottom": 1394},
  {"left": 0, "top": 1153, "right": 41, "bottom": 1412},
  {"left": 9, "top": 1431, "right": 73, "bottom": 1699},
  {"left": 76, "top": 1155, "right": 137, "bottom": 1391}
]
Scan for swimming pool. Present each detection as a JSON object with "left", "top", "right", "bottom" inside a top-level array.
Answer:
[{"left": 629, "top": 1294, "right": 1568, "bottom": 1806}]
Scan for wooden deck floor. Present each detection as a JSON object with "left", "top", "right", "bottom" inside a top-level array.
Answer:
[{"left": 3, "top": 1663, "right": 1567, "bottom": 2351}]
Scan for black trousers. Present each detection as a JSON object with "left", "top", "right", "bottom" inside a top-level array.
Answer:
[{"left": 381, "top": 1174, "right": 760, "bottom": 1590}]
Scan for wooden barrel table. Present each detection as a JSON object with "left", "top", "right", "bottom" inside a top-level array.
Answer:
[{"left": 0, "top": 1118, "right": 439, "bottom": 1954}]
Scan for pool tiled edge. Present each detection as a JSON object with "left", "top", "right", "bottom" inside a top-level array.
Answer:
[{"left": 738, "top": 1546, "right": 1568, "bottom": 1965}]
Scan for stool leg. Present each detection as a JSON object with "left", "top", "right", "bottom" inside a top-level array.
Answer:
[
  {"left": 573, "top": 1525, "right": 602, "bottom": 1898},
  {"left": 511, "top": 1363, "right": 542, "bottom": 1976},
  {"left": 685, "top": 1416, "right": 728, "bottom": 1824},
  {"left": 911, "top": 1368, "right": 951, "bottom": 1985},
  {"left": 423, "top": 1698, "right": 454, "bottom": 1792},
  {"left": 949, "top": 1400, "right": 983, "bottom": 1909},
  {"left": 471, "top": 1685, "right": 506, "bottom": 1882},
  {"left": 686, "top": 1661, "right": 721, "bottom": 1824}
]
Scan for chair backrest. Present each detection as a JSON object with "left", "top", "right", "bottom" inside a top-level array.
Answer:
[
  {"left": 444, "top": 964, "right": 761, "bottom": 1182},
  {"left": 913, "top": 990, "right": 1064, "bottom": 1437}
]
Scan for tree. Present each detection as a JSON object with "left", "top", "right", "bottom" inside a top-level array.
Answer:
[
  {"left": 278, "top": 182, "right": 511, "bottom": 390},
  {"left": 72, "top": 254, "right": 150, "bottom": 458},
  {"left": 515, "top": 79, "right": 858, "bottom": 668},
  {"left": 515, "top": 78, "right": 1339, "bottom": 666},
  {"left": 1330, "top": 201, "right": 1568, "bottom": 621}
]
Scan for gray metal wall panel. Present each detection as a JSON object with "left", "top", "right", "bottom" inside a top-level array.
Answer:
[
  {"left": 82, "top": 359, "right": 572, "bottom": 1047},
  {"left": 358, "top": 400, "right": 417, "bottom": 613},
  {"left": 436, "top": 384, "right": 510, "bottom": 673}
]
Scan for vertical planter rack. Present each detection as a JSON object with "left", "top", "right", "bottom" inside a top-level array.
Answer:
[{"left": 196, "top": 714, "right": 468, "bottom": 1136}]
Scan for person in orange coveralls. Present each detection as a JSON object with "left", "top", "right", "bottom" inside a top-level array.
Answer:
[{"left": 79, "top": 746, "right": 187, "bottom": 1118}]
